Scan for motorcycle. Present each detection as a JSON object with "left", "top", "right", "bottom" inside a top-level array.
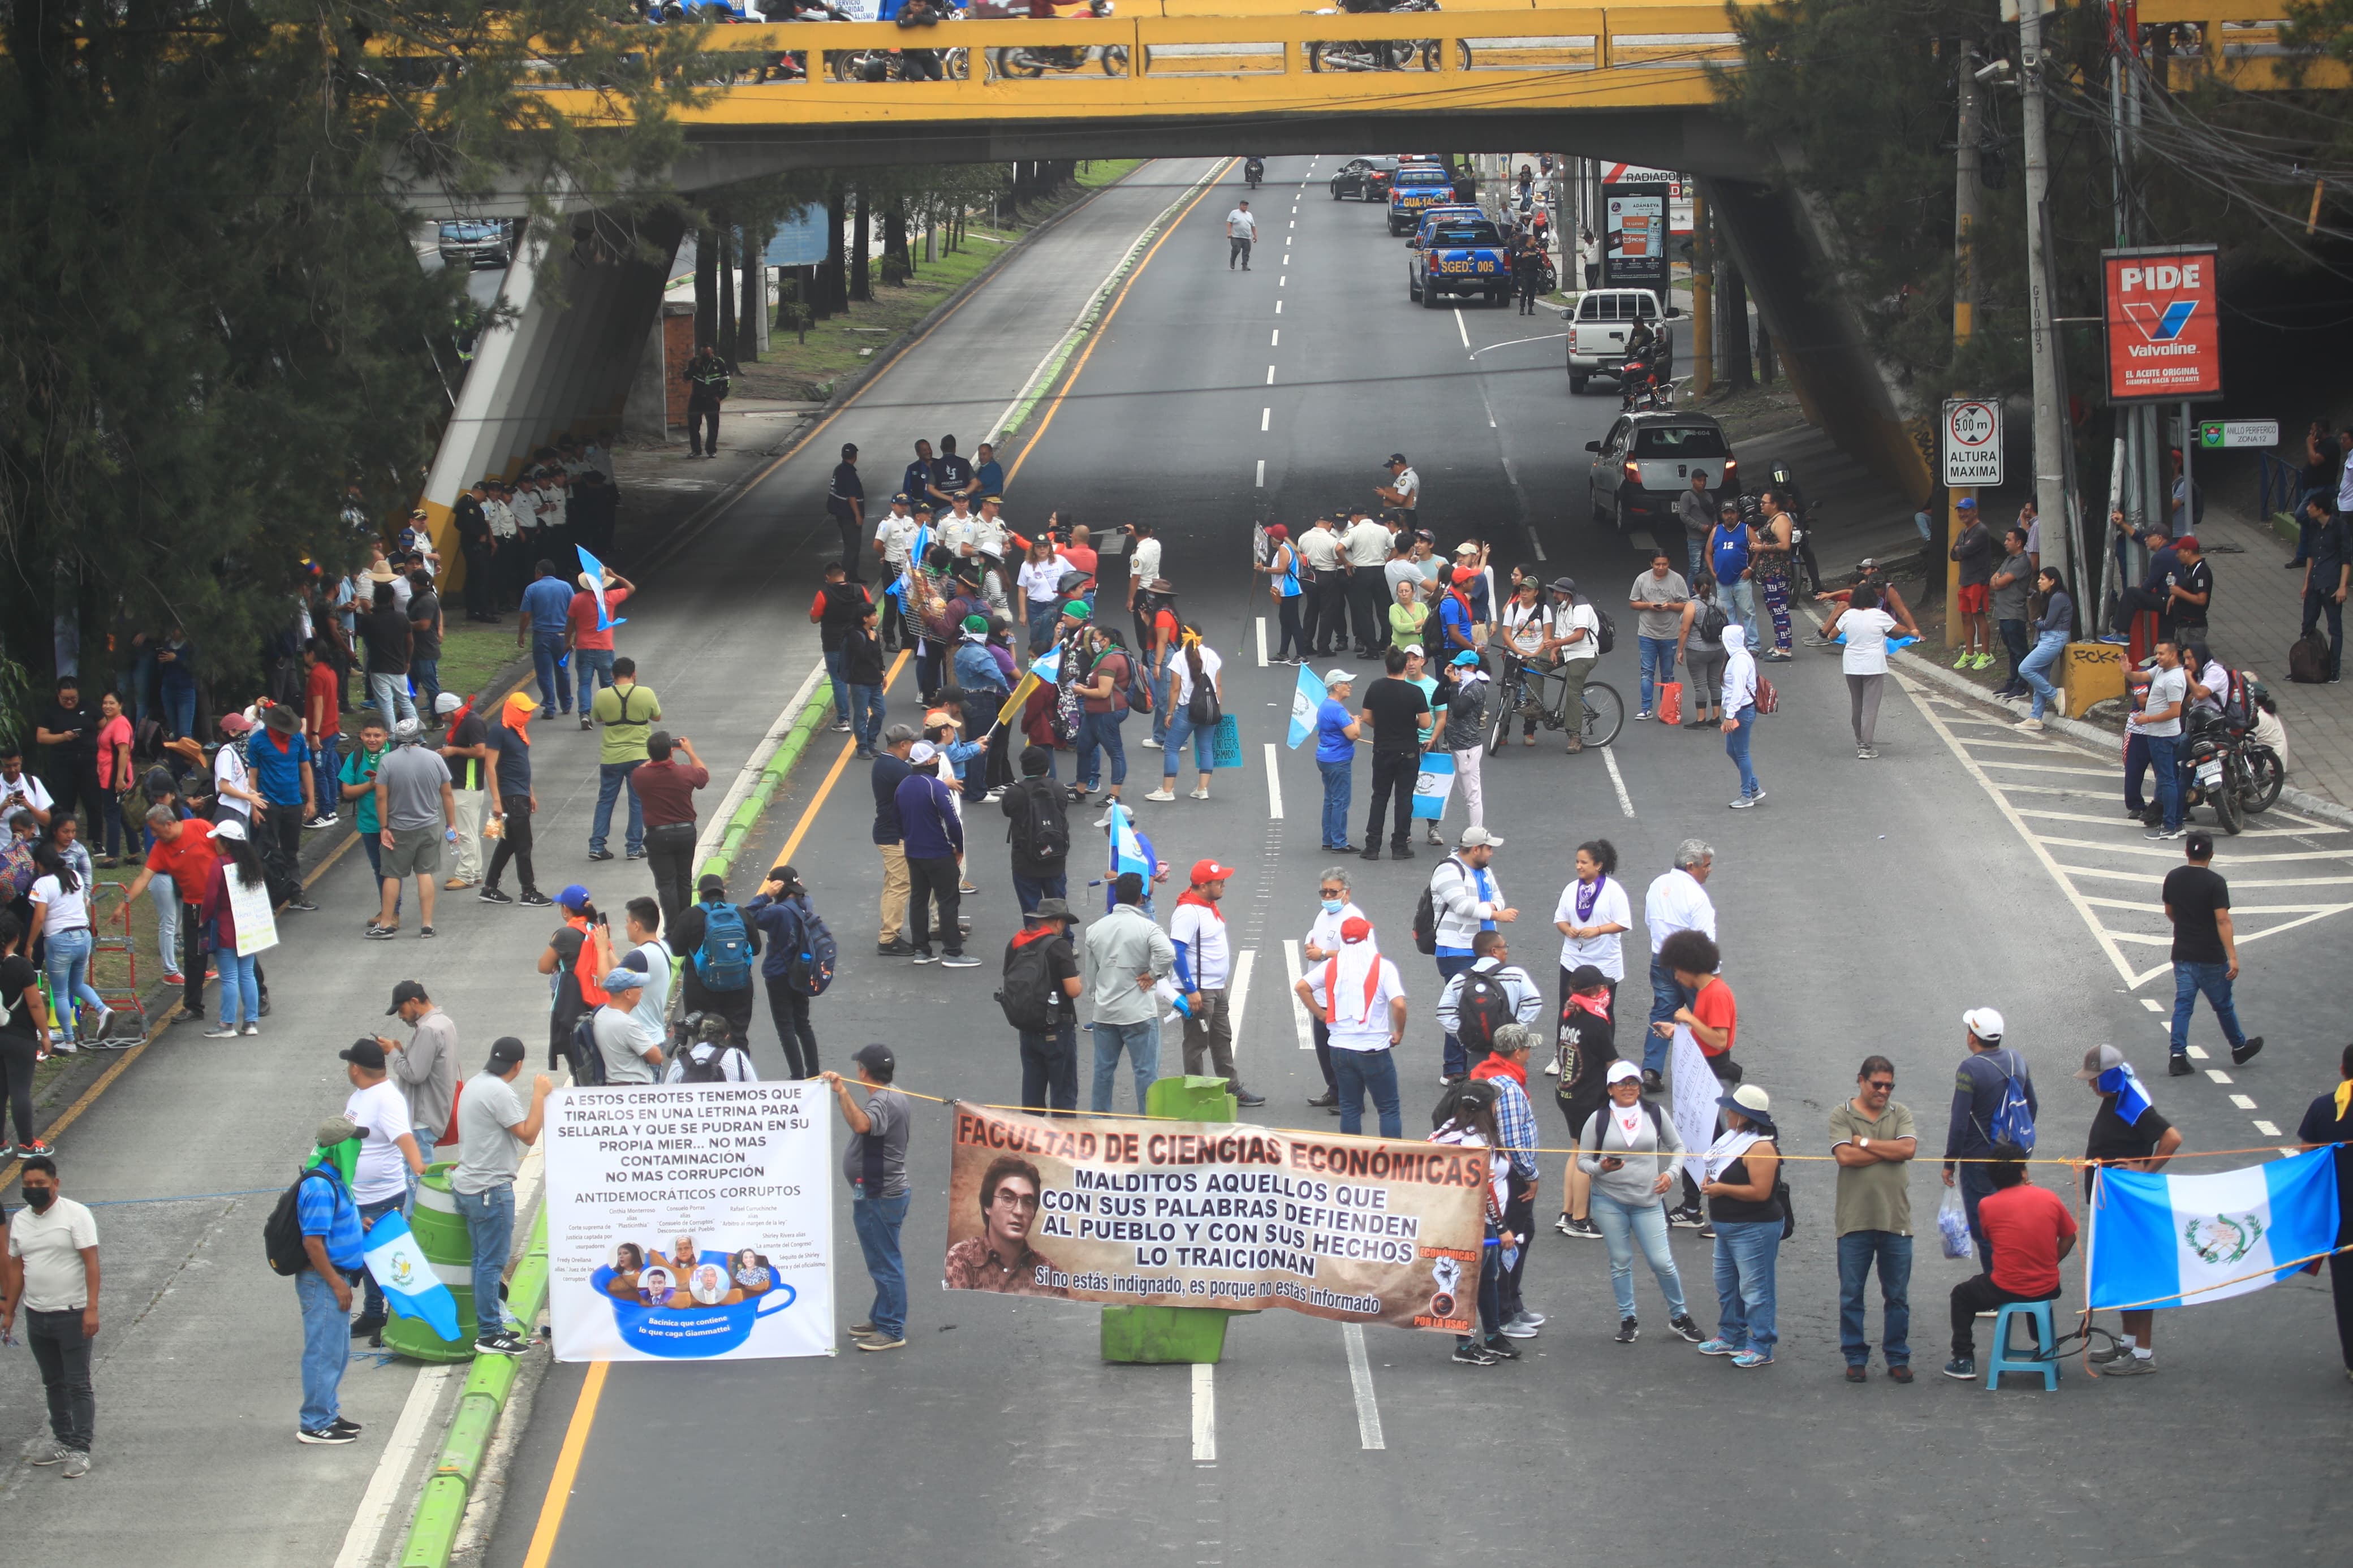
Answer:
[
  {"left": 1303, "top": 0, "right": 1467, "bottom": 72},
  {"left": 988, "top": 0, "right": 1120, "bottom": 77},
  {"left": 1245, "top": 157, "right": 1264, "bottom": 189},
  {"left": 2179, "top": 708, "right": 2251, "bottom": 833},
  {"left": 1617, "top": 348, "right": 1672, "bottom": 411}
]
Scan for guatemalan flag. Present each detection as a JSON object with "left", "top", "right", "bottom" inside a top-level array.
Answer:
[
  {"left": 1411, "top": 751, "right": 1456, "bottom": 819},
  {"left": 2088, "top": 1147, "right": 2342, "bottom": 1312},
  {"left": 1106, "top": 800, "right": 1153, "bottom": 880},
  {"left": 1287, "top": 664, "right": 1328, "bottom": 750},
  {"left": 574, "top": 545, "right": 627, "bottom": 631},
  {"left": 363, "top": 1210, "right": 463, "bottom": 1341}
]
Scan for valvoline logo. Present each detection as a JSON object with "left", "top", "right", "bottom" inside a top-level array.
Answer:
[{"left": 2117, "top": 259, "right": 2203, "bottom": 343}]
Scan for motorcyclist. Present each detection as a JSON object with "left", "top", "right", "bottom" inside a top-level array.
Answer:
[
  {"left": 1621, "top": 317, "right": 1665, "bottom": 405},
  {"left": 1245, "top": 155, "right": 1265, "bottom": 188}
]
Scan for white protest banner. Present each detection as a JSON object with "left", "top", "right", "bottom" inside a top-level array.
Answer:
[
  {"left": 224, "top": 871, "right": 279, "bottom": 957},
  {"left": 545, "top": 1082, "right": 834, "bottom": 1362}
]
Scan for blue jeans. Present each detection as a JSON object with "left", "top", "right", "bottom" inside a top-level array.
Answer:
[
  {"left": 848, "top": 684, "right": 885, "bottom": 748},
  {"left": 411, "top": 656, "right": 442, "bottom": 719},
  {"left": 574, "top": 649, "right": 614, "bottom": 706},
  {"left": 213, "top": 945, "right": 260, "bottom": 1027},
  {"left": 42, "top": 928, "right": 103, "bottom": 1042},
  {"left": 356, "top": 1195, "right": 403, "bottom": 1319},
  {"left": 162, "top": 685, "right": 197, "bottom": 741},
  {"left": 453, "top": 1183, "right": 515, "bottom": 1338},
  {"left": 1011, "top": 871, "right": 1067, "bottom": 916},
  {"left": 1687, "top": 538, "right": 1706, "bottom": 585},
  {"left": 851, "top": 1193, "right": 910, "bottom": 1339},
  {"left": 296, "top": 1267, "right": 355, "bottom": 1431},
  {"left": 1836, "top": 1229, "right": 1912, "bottom": 1367},
  {"left": 1592, "top": 1190, "right": 1688, "bottom": 1321},
  {"left": 1318, "top": 759, "right": 1353, "bottom": 847},
  {"left": 2145, "top": 731, "right": 2182, "bottom": 832},
  {"left": 1077, "top": 708, "right": 1128, "bottom": 791},
  {"left": 1162, "top": 705, "right": 1213, "bottom": 777},
  {"left": 823, "top": 649, "right": 851, "bottom": 725},
  {"left": 1435, "top": 952, "right": 1476, "bottom": 1076},
  {"left": 1331, "top": 1046, "right": 1402, "bottom": 1138},
  {"left": 1725, "top": 577, "right": 1757, "bottom": 646},
  {"left": 531, "top": 631, "right": 572, "bottom": 713},
  {"left": 309, "top": 733, "right": 341, "bottom": 821},
  {"left": 2019, "top": 627, "right": 2067, "bottom": 719},
  {"left": 1643, "top": 952, "right": 1692, "bottom": 1076},
  {"left": 1725, "top": 703, "right": 1760, "bottom": 797},
  {"left": 369, "top": 672, "right": 416, "bottom": 731},
  {"left": 1710, "top": 1217, "right": 1781, "bottom": 1355},
  {"left": 591, "top": 760, "right": 644, "bottom": 856},
  {"left": 1025, "top": 602, "right": 1059, "bottom": 654},
  {"left": 1637, "top": 635, "right": 1676, "bottom": 714},
  {"left": 1149, "top": 668, "right": 1173, "bottom": 744},
  {"left": 2170, "top": 959, "right": 2249, "bottom": 1057},
  {"left": 1089, "top": 1017, "right": 1160, "bottom": 1112},
  {"left": 1957, "top": 1158, "right": 1997, "bottom": 1274}
]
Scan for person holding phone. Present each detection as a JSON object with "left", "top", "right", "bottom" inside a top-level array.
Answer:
[{"left": 1576, "top": 1060, "right": 1701, "bottom": 1345}]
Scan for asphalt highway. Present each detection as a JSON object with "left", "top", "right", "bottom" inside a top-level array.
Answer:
[{"left": 455, "top": 155, "right": 2345, "bottom": 1566}]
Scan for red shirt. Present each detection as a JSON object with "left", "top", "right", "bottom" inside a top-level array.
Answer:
[
  {"left": 632, "top": 758, "right": 710, "bottom": 828},
  {"left": 305, "top": 660, "right": 341, "bottom": 739},
  {"left": 145, "top": 819, "right": 219, "bottom": 899},
  {"left": 1690, "top": 975, "right": 1736, "bottom": 1057},
  {"left": 1063, "top": 543, "right": 1098, "bottom": 591},
  {"left": 567, "top": 587, "right": 630, "bottom": 652},
  {"left": 1976, "top": 1182, "right": 2077, "bottom": 1297}
]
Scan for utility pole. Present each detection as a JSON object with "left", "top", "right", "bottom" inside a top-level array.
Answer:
[
  {"left": 2019, "top": 0, "right": 2071, "bottom": 560},
  {"left": 1947, "top": 40, "right": 1982, "bottom": 647},
  {"left": 1691, "top": 187, "right": 1713, "bottom": 397}
]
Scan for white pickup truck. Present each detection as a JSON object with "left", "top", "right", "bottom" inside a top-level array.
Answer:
[{"left": 1566, "top": 288, "right": 1677, "bottom": 393}]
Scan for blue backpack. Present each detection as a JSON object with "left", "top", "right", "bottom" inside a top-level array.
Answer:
[
  {"left": 779, "top": 897, "right": 838, "bottom": 999},
  {"left": 1985, "top": 1049, "right": 2036, "bottom": 1154},
  {"left": 692, "top": 901, "right": 754, "bottom": 991}
]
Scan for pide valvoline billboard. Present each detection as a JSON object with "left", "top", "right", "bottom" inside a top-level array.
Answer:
[{"left": 2103, "top": 245, "right": 2222, "bottom": 403}]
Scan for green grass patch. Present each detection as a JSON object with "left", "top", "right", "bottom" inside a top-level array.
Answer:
[
  {"left": 1075, "top": 158, "right": 1145, "bottom": 190},
  {"left": 435, "top": 621, "right": 527, "bottom": 704}
]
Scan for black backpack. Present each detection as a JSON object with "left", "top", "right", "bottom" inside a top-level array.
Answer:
[
  {"left": 1411, "top": 882, "right": 1439, "bottom": 956},
  {"left": 564, "top": 1013, "right": 609, "bottom": 1087},
  {"left": 674, "top": 1039, "right": 743, "bottom": 1084},
  {"left": 264, "top": 1167, "right": 338, "bottom": 1277},
  {"left": 995, "top": 930, "right": 1064, "bottom": 1033},
  {"left": 1592, "top": 606, "right": 1618, "bottom": 656},
  {"left": 1699, "top": 601, "right": 1729, "bottom": 644},
  {"left": 1455, "top": 970, "right": 1516, "bottom": 1056},
  {"left": 1006, "top": 779, "right": 1070, "bottom": 865},
  {"left": 779, "top": 897, "right": 838, "bottom": 997}
]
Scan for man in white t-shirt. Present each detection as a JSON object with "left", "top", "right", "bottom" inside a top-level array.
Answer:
[
  {"left": 340, "top": 1038, "right": 424, "bottom": 1337},
  {"left": 1295, "top": 915, "right": 1407, "bottom": 1138},
  {"left": 591, "top": 896, "right": 671, "bottom": 1083},
  {"left": 1225, "top": 201, "right": 1257, "bottom": 270},
  {"left": 1170, "top": 859, "right": 1262, "bottom": 1106},
  {"left": 3, "top": 1156, "right": 101, "bottom": 1474},
  {"left": 451, "top": 1035, "right": 552, "bottom": 1354}
]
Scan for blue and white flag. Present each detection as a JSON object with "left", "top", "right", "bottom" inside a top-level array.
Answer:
[
  {"left": 2088, "top": 1147, "right": 2342, "bottom": 1312},
  {"left": 1029, "top": 644, "right": 1062, "bottom": 683},
  {"left": 362, "top": 1210, "right": 462, "bottom": 1341},
  {"left": 1411, "top": 750, "right": 1456, "bottom": 820},
  {"left": 573, "top": 545, "right": 627, "bottom": 632},
  {"left": 1287, "top": 664, "right": 1329, "bottom": 750},
  {"left": 2095, "top": 1064, "right": 2154, "bottom": 1127},
  {"left": 1106, "top": 801, "right": 1152, "bottom": 879}
]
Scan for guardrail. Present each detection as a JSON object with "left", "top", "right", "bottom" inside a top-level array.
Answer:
[{"left": 2257, "top": 450, "right": 2304, "bottom": 524}]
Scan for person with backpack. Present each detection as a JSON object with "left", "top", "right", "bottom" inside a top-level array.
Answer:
[
  {"left": 1000, "top": 898, "right": 1084, "bottom": 1115},
  {"left": 665, "top": 1012, "right": 760, "bottom": 1085},
  {"left": 1147, "top": 625, "right": 1224, "bottom": 804},
  {"left": 1428, "top": 1079, "right": 1515, "bottom": 1366},
  {"left": 746, "top": 865, "right": 831, "bottom": 1080},
  {"left": 999, "top": 746, "right": 1070, "bottom": 915},
  {"left": 1940, "top": 1007, "right": 2036, "bottom": 1274},
  {"left": 1577, "top": 1059, "right": 1703, "bottom": 1346},
  {"left": 1675, "top": 573, "right": 1730, "bottom": 729},
  {"left": 1435, "top": 930, "right": 1543, "bottom": 1083},
  {"left": 282, "top": 1116, "right": 368, "bottom": 1443},
  {"left": 669, "top": 873, "right": 761, "bottom": 1044},
  {"left": 1470, "top": 1023, "right": 1544, "bottom": 1339},
  {"left": 1720, "top": 624, "right": 1765, "bottom": 809},
  {"left": 1071, "top": 626, "right": 1135, "bottom": 809},
  {"left": 1695, "top": 1082, "right": 1785, "bottom": 1369},
  {"left": 1424, "top": 826, "right": 1516, "bottom": 1078},
  {"left": 451, "top": 1037, "right": 553, "bottom": 1355},
  {"left": 896, "top": 742, "right": 975, "bottom": 968}
]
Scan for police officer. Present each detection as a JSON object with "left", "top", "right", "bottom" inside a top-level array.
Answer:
[
  {"left": 1512, "top": 235, "right": 1545, "bottom": 316},
  {"left": 828, "top": 443, "right": 866, "bottom": 582},
  {"left": 682, "top": 343, "right": 732, "bottom": 458}
]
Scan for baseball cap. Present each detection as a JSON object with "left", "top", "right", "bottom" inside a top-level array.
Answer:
[
  {"left": 1339, "top": 915, "right": 1372, "bottom": 943},
  {"left": 1567, "top": 964, "right": 1607, "bottom": 992},
  {"left": 1399, "top": 642, "right": 1425, "bottom": 658},
  {"left": 1963, "top": 1006, "right": 2005, "bottom": 1042},
  {"left": 1190, "top": 858, "right": 1235, "bottom": 885},
  {"left": 554, "top": 884, "right": 592, "bottom": 911},
  {"left": 316, "top": 1116, "right": 361, "bottom": 1148},
  {"left": 486, "top": 1036, "right": 528, "bottom": 1070},
  {"left": 1605, "top": 1059, "right": 1643, "bottom": 1085},
  {"left": 1455, "top": 541, "right": 1479, "bottom": 556},
  {"left": 924, "top": 708, "right": 961, "bottom": 731},
  {"left": 1458, "top": 825, "right": 1505, "bottom": 849},
  {"left": 1450, "top": 650, "right": 1482, "bottom": 667},
  {"left": 697, "top": 872, "right": 726, "bottom": 893},
  {"left": 1323, "top": 667, "right": 1355, "bottom": 685},
  {"left": 842, "top": 442, "right": 858, "bottom": 457},
  {"left": 2075, "top": 1043, "right": 2127, "bottom": 1081},
  {"left": 218, "top": 712, "right": 253, "bottom": 735},
  {"left": 434, "top": 691, "right": 462, "bottom": 715},
  {"left": 908, "top": 741, "right": 937, "bottom": 765},
  {"left": 385, "top": 980, "right": 429, "bottom": 1015},
  {"left": 339, "top": 1039, "right": 387, "bottom": 1071},
  {"left": 1387, "top": 452, "right": 1409, "bottom": 465},
  {"left": 852, "top": 1042, "right": 897, "bottom": 1075},
  {"left": 1956, "top": 496, "right": 1977, "bottom": 511},
  {"left": 212, "top": 817, "right": 248, "bottom": 842},
  {"left": 1857, "top": 558, "right": 1878, "bottom": 572},
  {"left": 2174, "top": 534, "right": 2200, "bottom": 550},
  {"left": 1061, "top": 599, "right": 1091, "bottom": 619},
  {"left": 962, "top": 614, "right": 989, "bottom": 633}
]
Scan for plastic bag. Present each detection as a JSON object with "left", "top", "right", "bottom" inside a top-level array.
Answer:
[
  {"left": 1938, "top": 1185, "right": 1974, "bottom": 1261},
  {"left": 1657, "top": 680, "right": 1683, "bottom": 726}
]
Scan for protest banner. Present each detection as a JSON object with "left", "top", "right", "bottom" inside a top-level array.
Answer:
[
  {"left": 545, "top": 1083, "right": 834, "bottom": 1362},
  {"left": 944, "top": 1103, "right": 1488, "bottom": 1332}
]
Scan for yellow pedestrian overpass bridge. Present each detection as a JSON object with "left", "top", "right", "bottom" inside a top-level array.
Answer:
[{"left": 416, "top": 0, "right": 2329, "bottom": 542}]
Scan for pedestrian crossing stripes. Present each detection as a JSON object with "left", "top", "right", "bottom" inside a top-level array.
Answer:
[{"left": 1900, "top": 674, "right": 2353, "bottom": 989}]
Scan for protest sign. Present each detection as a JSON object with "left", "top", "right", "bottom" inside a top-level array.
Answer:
[
  {"left": 545, "top": 1083, "right": 834, "bottom": 1362},
  {"left": 944, "top": 1103, "right": 1488, "bottom": 1332}
]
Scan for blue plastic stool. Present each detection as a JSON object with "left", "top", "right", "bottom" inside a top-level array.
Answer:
[{"left": 1983, "top": 1299, "right": 2061, "bottom": 1390}]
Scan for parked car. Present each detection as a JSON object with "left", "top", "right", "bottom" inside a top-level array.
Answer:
[
  {"left": 1329, "top": 157, "right": 1401, "bottom": 202},
  {"left": 1584, "top": 411, "right": 1738, "bottom": 535},
  {"left": 1566, "top": 287, "right": 1677, "bottom": 392},
  {"left": 438, "top": 220, "right": 514, "bottom": 270},
  {"left": 1407, "top": 213, "right": 1509, "bottom": 308},
  {"left": 1386, "top": 164, "right": 1456, "bottom": 235}
]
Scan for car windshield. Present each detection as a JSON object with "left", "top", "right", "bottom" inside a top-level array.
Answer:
[
  {"left": 1395, "top": 170, "right": 1449, "bottom": 187},
  {"left": 1428, "top": 223, "right": 1502, "bottom": 247},
  {"left": 1579, "top": 293, "right": 1654, "bottom": 321},
  {"left": 1632, "top": 425, "right": 1729, "bottom": 459},
  {"left": 442, "top": 222, "right": 501, "bottom": 241}
]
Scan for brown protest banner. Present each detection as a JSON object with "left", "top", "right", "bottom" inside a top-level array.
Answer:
[{"left": 943, "top": 1103, "right": 1489, "bottom": 1333}]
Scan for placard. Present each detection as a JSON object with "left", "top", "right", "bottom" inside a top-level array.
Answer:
[
  {"left": 1601, "top": 185, "right": 1670, "bottom": 290},
  {"left": 545, "top": 1082, "right": 834, "bottom": 1362},
  {"left": 2103, "top": 244, "right": 2222, "bottom": 403}
]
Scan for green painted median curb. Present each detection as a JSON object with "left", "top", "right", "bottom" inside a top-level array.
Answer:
[{"left": 397, "top": 662, "right": 834, "bottom": 1568}]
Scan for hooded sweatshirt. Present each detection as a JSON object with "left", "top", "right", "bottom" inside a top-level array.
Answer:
[{"left": 1720, "top": 623, "right": 1757, "bottom": 716}]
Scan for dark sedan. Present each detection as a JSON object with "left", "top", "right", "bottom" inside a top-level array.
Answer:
[{"left": 1329, "top": 157, "right": 1400, "bottom": 202}]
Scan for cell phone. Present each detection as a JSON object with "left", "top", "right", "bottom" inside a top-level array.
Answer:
[{"left": 595, "top": 912, "right": 608, "bottom": 926}]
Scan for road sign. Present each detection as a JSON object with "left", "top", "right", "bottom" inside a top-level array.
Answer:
[
  {"left": 2101, "top": 244, "right": 2222, "bottom": 403},
  {"left": 2199, "top": 420, "right": 2279, "bottom": 450},
  {"left": 1942, "top": 398, "right": 2003, "bottom": 487}
]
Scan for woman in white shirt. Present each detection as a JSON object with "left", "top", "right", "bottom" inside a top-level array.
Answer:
[
  {"left": 27, "top": 846, "right": 109, "bottom": 1052},
  {"left": 1721, "top": 624, "right": 1763, "bottom": 808},
  {"left": 1552, "top": 837, "right": 1631, "bottom": 1016},
  {"left": 1015, "top": 535, "right": 1073, "bottom": 655},
  {"left": 1149, "top": 628, "right": 1224, "bottom": 802},
  {"left": 1824, "top": 581, "right": 1915, "bottom": 760}
]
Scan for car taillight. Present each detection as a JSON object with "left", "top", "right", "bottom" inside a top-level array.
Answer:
[
  {"left": 1623, "top": 460, "right": 1643, "bottom": 486},
  {"left": 1722, "top": 456, "right": 1738, "bottom": 478}
]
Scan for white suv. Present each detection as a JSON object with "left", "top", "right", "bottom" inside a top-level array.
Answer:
[{"left": 1567, "top": 288, "right": 1677, "bottom": 393}]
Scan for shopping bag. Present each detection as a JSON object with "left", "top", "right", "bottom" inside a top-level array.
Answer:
[
  {"left": 1937, "top": 1185, "right": 1974, "bottom": 1261},
  {"left": 1657, "top": 680, "right": 1683, "bottom": 726},
  {"left": 1212, "top": 715, "right": 1243, "bottom": 770}
]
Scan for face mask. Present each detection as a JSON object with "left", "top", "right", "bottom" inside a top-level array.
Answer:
[
  {"left": 24, "top": 1187, "right": 55, "bottom": 1213},
  {"left": 1321, "top": 899, "right": 1344, "bottom": 915}
]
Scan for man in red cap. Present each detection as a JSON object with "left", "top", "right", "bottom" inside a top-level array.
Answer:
[{"left": 1173, "top": 860, "right": 1262, "bottom": 1106}]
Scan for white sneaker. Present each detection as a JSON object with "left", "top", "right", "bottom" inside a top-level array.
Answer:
[
  {"left": 200, "top": 1027, "right": 240, "bottom": 1039},
  {"left": 2016, "top": 718, "right": 2045, "bottom": 732},
  {"left": 1542, "top": 1059, "right": 1561, "bottom": 1075},
  {"left": 50, "top": 1039, "right": 78, "bottom": 1055},
  {"left": 1140, "top": 738, "right": 1163, "bottom": 750},
  {"left": 242, "top": 1023, "right": 261, "bottom": 1036},
  {"left": 1144, "top": 788, "right": 1176, "bottom": 802},
  {"left": 1190, "top": 787, "right": 1210, "bottom": 800}
]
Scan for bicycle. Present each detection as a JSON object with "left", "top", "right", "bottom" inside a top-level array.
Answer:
[{"left": 1486, "top": 653, "right": 1624, "bottom": 754}]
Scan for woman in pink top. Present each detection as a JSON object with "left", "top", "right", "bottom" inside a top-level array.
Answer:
[{"left": 93, "top": 692, "right": 134, "bottom": 865}]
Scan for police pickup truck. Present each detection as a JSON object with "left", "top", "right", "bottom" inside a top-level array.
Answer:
[
  {"left": 1386, "top": 163, "right": 1457, "bottom": 235},
  {"left": 1407, "top": 210, "right": 1509, "bottom": 309}
]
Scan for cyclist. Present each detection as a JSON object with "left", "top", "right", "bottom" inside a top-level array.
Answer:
[{"left": 1545, "top": 578, "right": 1602, "bottom": 754}]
